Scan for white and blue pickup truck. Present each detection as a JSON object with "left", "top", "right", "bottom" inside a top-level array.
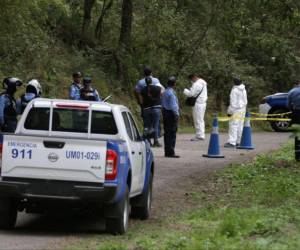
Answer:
[{"left": 0, "top": 99, "right": 154, "bottom": 234}]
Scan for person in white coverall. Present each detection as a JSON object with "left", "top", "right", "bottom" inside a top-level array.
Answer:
[
  {"left": 183, "top": 74, "right": 208, "bottom": 141},
  {"left": 224, "top": 77, "right": 248, "bottom": 147}
]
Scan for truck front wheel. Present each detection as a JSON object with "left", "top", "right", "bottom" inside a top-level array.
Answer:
[
  {"left": 0, "top": 198, "right": 17, "bottom": 229},
  {"left": 105, "top": 186, "right": 130, "bottom": 235}
]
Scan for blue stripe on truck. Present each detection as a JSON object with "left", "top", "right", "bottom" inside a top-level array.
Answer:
[{"left": 105, "top": 140, "right": 130, "bottom": 203}]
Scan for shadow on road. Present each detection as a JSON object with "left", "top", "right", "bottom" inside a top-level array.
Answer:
[{"left": 7, "top": 211, "right": 106, "bottom": 236}]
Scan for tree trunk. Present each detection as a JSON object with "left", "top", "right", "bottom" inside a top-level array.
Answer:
[
  {"left": 119, "top": 0, "right": 133, "bottom": 49},
  {"left": 176, "top": 0, "right": 186, "bottom": 12},
  {"left": 82, "top": 0, "right": 96, "bottom": 37},
  {"left": 95, "top": 0, "right": 114, "bottom": 40},
  {"left": 114, "top": 0, "right": 133, "bottom": 87}
]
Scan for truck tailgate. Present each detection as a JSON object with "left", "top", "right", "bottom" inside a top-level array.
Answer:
[{"left": 1, "top": 135, "right": 107, "bottom": 183}]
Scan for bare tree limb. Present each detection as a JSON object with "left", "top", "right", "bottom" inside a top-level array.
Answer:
[
  {"left": 82, "top": 0, "right": 96, "bottom": 37},
  {"left": 95, "top": 0, "right": 114, "bottom": 40}
]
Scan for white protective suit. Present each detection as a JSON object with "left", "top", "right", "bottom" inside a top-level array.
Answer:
[
  {"left": 227, "top": 84, "right": 248, "bottom": 145},
  {"left": 183, "top": 78, "right": 208, "bottom": 139}
]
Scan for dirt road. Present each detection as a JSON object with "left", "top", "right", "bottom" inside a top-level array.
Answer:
[{"left": 0, "top": 133, "right": 290, "bottom": 249}]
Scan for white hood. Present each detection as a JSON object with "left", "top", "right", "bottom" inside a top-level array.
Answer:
[{"left": 234, "top": 84, "right": 245, "bottom": 91}]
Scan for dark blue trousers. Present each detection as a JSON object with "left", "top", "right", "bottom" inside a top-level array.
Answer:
[
  {"left": 143, "top": 107, "right": 161, "bottom": 142},
  {"left": 292, "top": 110, "right": 300, "bottom": 161},
  {"left": 162, "top": 109, "right": 178, "bottom": 156}
]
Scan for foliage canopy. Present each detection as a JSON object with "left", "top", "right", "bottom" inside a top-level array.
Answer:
[{"left": 1, "top": 0, "right": 300, "bottom": 110}]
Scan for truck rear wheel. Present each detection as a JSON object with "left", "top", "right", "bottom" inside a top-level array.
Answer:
[
  {"left": 269, "top": 108, "right": 291, "bottom": 132},
  {"left": 105, "top": 186, "right": 130, "bottom": 235},
  {"left": 0, "top": 198, "right": 17, "bottom": 229},
  {"left": 131, "top": 173, "right": 153, "bottom": 220}
]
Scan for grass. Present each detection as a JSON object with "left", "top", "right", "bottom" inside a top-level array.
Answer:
[{"left": 68, "top": 144, "right": 300, "bottom": 250}]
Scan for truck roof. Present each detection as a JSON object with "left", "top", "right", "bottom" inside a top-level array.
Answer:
[
  {"left": 31, "top": 98, "right": 128, "bottom": 111},
  {"left": 15, "top": 98, "right": 132, "bottom": 140}
]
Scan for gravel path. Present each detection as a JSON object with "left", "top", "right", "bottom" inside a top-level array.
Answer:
[{"left": 0, "top": 132, "right": 290, "bottom": 250}]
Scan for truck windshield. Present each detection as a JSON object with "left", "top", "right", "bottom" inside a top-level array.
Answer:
[{"left": 24, "top": 107, "right": 118, "bottom": 135}]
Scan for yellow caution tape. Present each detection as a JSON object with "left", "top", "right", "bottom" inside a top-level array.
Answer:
[
  {"left": 251, "top": 118, "right": 291, "bottom": 121},
  {"left": 217, "top": 110, "right": 292, "bottom": 122},
  {"left": 250, "top": 111, "right": 292, "bottom": 117},
  {"left": 217, "top": 117, "right": 291, "bottom": 122},
  {"left": 223, "top": 111, "right": 291, "bottom": 117},
  {"left": 218, "top": 117, "right": 231, "bottom": 122}
]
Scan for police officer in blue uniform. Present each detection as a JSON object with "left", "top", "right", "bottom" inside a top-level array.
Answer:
[
  {"left": 288, "top": 80, "right": 300, "bottom": 161},
  {"left": 288, "top": 80, "right": 300, "bottom": 124},
  {"left": 80, "top": 76, "right": 101, "bottom": 101},
  {"left": 162, "top": 76, "right": 180, "bottom": 158},
  {"left": 69, "top": 72, "right": 83, "bottom": 100},
  {"left": 0, "top": 77, "right": 23, "bottom": 132}
]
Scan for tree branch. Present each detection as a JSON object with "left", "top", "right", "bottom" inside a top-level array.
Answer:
[{"left": 95, "top": 0, "right": 114, "bottom": 40}]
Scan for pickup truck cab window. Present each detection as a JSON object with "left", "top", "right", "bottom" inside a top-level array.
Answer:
[
  {"left": 91, "top": 111, "right": 118, "bottom": 135},
  {"left": 127, "top": 113, "right": 141, "bottom": 142},
  {"left": 24, "top": 107, "right": 118, "bottom": 135},
  {"left": 24, "top": 107, "right": 50, "bottom": 130},
  {"left": 52, "top": 108, "right": 88, "bottom": 133},
  {"left": 122, "top": 112, "right": 134, "bottom": 140}
]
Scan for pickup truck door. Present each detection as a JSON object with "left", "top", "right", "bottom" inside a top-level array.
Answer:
[
  {"left": 127, "top": 113, "right": 146, "bottom": 190},
  {"left": 121, "top": 112, "right": 144, "bottom": 195}
]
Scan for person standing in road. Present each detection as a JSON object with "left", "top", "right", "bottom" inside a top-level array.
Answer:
[
  {"left": 69, "top": 72, "right": 83, "bottom": 100},
  {"left": 287, "top": 80, "right": 300, "bottom": 161},
  {"left": 0, "top": 77, "right": 23, "bottom": 132},
  {"left": 140, "top": 76, "right": 162, "bottom": 147},
  {"left": 288, "top": 80, "right": 300, "bottom": 124},
  {"left": 80, "top": 76, "right": 101, "bottom": 101},
  {"left": 162, "top": 76, "right": 180, "bottom": 158},
  {"left": 183, "top": 74, "right": 207, "bottom": 141},
  {"left": 224, "top": 76, "right": 248, "bottom": 148},
  {"left": 134, "top": 67, "right": 164, "bottom": 134}
]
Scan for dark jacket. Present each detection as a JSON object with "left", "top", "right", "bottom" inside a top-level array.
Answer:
[
  {"left": 80, "top": 88, "right": 101, "bottom": 101},
  {"left": 0, "top": 93, "right": 17, "bottom": 132},
  {"left": 141, "top": 85, "right": 161, "bottom": 109}
]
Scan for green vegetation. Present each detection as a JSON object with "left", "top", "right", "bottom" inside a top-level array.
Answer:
[
  {"left": 70, "top": 144, "right": 300, "bottom": 249},
  {"left": 1, "top": 0, "right": 300, "bottom": 122}
]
